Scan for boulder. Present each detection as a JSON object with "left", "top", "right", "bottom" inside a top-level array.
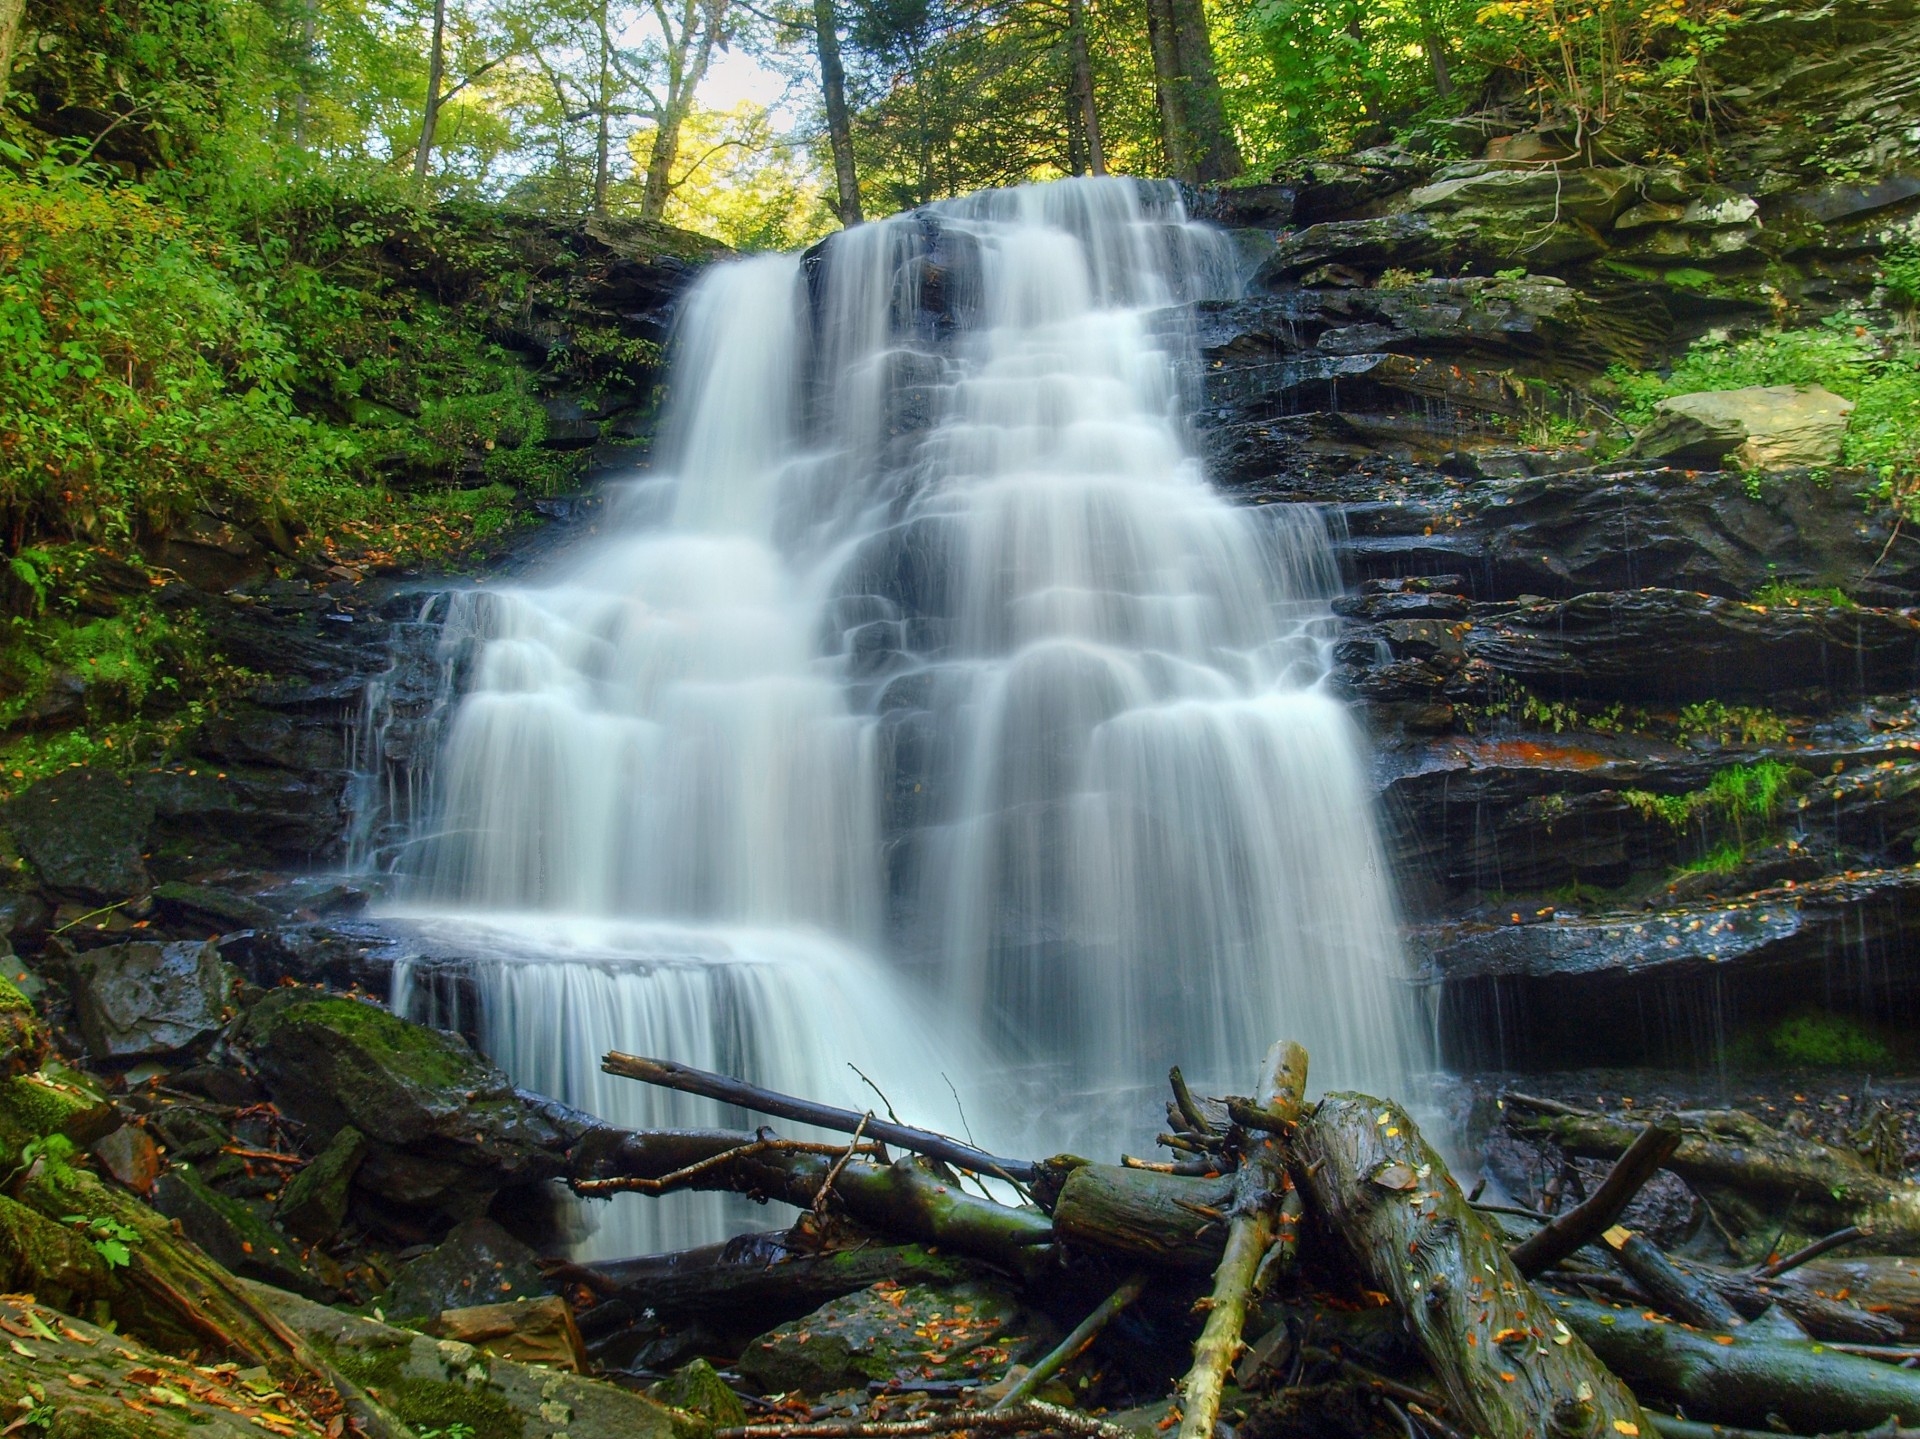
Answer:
[
  {"left": 1629, "top": 385, "right": 1854, "bottom": 469},
  {"left": 235, "top": 991, "right": 575, "bottom": 1220},
  {"left": 248, "top": 1280, "right": 685, "bottom": 1439},
  {"left": 151, "top": 880, "right": 279, "bottom": 936},
  {"left": 429, "top": 1295, "right": 588, "bottom": 1371},
  {"left": 151, "top": 1163, "right": 330, "bottom": 1298},
  {"left": 91, "top": 1123, "right": 162, "bottom": 1193},
  {"left": 385, "top": 1216, "right": 553, "bottom": 1320},
  {"left": 651, "top": 1358, "right": 749, "bottom": 1427},
  {"left": 737, "top": 1279, "right": 1054, "bottom": 1395},
  {"left": 67, "top": 940, "right": 230, "bottom": 1060},
  {"left": 275, "top": 1123, "right": 366, "bottom": 1243},
  {"left": 3, "top": 768, "right": 154, "bottom": 902},
  {"left": 0, "top": 1067, "right": 117, "bottom": 1154}
]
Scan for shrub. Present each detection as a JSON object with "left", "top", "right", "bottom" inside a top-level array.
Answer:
[{"left": 1765, "top": 1011, "right": 1891, "bottom": 1068}]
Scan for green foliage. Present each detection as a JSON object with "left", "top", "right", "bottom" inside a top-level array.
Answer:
[
  {"left": 1677, "top": 838, "right": 1745, "bottom": 874},
  {"left": 1752, "top": 580, "right": 1856, "bottom": 610},
  {"left": 59, "top": 1211, "right": 141, "bottom": 1268},
  {"left": 1761, "top": 1011, "right": 1892, "bottom": 1069},
  {"left": 1673, "top": 700, "right": 1792, "bottom": 745},
  {"left": 1610, "top": 318, "right": 1920, "bottom": 480},
  {"left": 1881, "top": 243, "right": 1920, "bottom": 312}
]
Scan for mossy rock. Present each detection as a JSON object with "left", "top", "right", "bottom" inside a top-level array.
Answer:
[
  {"left": 0, "top": 975, "right": 46, "bottom": 1078},
  {"left": 250, "top": 1280, "right": 691, "bottom": 1439},
  {"left": 0, "top": 1191, "right": 111, "bottom": 1313},
  {"left": 151, "top": 1162, "right": 330, "bottom": 1298},
  {"left": 0, "top": 1067, "right": 117, "bottom": 1155},
  {"left": 276, "top": 1123, "right": 366, "bottom": 1243},
  {"left": 651, "top": 1358, "right": 748, "bottom": 1429},
  {"left": 236, "top": 990, "right": 571, "bottom": 1219},
  {"left": 737, "top": 1280, "right": 1055, "bottom": 1396}
]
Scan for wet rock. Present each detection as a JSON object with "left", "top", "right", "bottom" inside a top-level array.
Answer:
[
  {"left": 151, "top": 1162, "right": 329, "bottom": 1298},
  {"left": 92, "top": 1123, "right": 162, "bottom": 1193},
  {"left": 276, "top": 1124, "right": 366, "bottom": 1243},
  {"left": 385, "top": 1216, "right": 553, "bottom": 1320},
  {"left": 235, "top": 991, "right": 574, "bottom": 1221},
  {"left": 738, "top": 1279, "right": 1053, "bottom": 1395},
  {"left": 1629, "top": 385, "right": 1855, "bottom": 469},
  {"left": 3, "top": 769, "right": 154, "bottom": 902},
  {"left": 1462, "top": 589, "right": 1920, "bottom": 702},
  {"left": 216, "top": 921, "right": 402, "bottom": 995},
  {"left": 1424, "top": 867, "right": 1920, "bottom": 1068},
  {"left": 249, "top": 1280, "right": 685, "bottom": 1439},
  {"left": 429, "top": 1295, "right": 588, "bottom": 1371},
  {"left": 67, "top": 940, "right": 230, "bottom": 1061},
  {"left": 152, "top": 880, "right": 279, "bottom": 936}
]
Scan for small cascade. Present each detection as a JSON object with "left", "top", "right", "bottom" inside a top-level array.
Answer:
[{"left": 381, "top": 176, "right": 1425, "bottom": 1257}]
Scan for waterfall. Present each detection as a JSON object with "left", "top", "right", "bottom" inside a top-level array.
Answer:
[{"left": 386, "top": 176, "right": 1424, "bottom": 1257}]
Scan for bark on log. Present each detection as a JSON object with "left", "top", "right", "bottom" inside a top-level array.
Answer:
[
  {"left": 1294, "top": 1093, "right": 1649, "bottom": 1439},
  {"left": 601, "top": 1053, "right": 1038, "bottom": 1183},
  {"left": 1177, "top": 1040, "right": 1307, "bottom": 1439},
  {"left": 576, "top": 1234, "right": 980, "bottom": 1319},
  {"left": 1516, "top": 1108, "right": 1920, "bottom": 1258},
  {"left": 1605, "top": 1229, "right": 1745, "bottom": 1330},
  {"left": 1511, "top": 1119, "right": 1681, "bottom": 1277},
  {"left": 1685, "top": 1259, "right": 1904, "bottom": 1344},
  {"left": 572, "top": 1130, "right": 1053, "bottom": 1272},
  {"left": 1552, "top": 1290, "right": 1920, "bottom": 1432},
  {"left": 1052, "top": 1164, "right": 1234, "bottom": 1272},
  {"left": 1778, "top": 1256, "right": 1920, "bottom": 1338},
  {"left": 17, "top": 1165, "right": 411, "bottom": 1439}
]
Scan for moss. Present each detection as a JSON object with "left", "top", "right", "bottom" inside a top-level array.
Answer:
[
  {"left": 1767, "top": 1011, "right": 1892, "bottom": 1068},
  {"left": 651, "top": 1360, "right": 744, "bottom": 1434},
  {"left": 248, "top": 992, "right": 479, "bottom": 1094},
  {"left": 0, "top": 976, "right": 45, "bottom": 1078},
  {"left": 328, "top": 1344, "right": 522, "bottom": 1439},
  {"left": 0, "top": 1071, "right": 114, "bottom": 1155}
]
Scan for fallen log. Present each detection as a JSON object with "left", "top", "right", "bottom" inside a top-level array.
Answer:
[
  {"left": 1052, "top": 1163, "right": 1234, "bottom": 1272},
  {"left": 570, "top": 1129, "right": 1053, "bottom": 1271},
  {"left": 1177, "top": 1040, "right": 1308, "bottom": 1439},
  {"left": 601, "top": 1053, "right": 1038, "bottom": 1184},
  {"left": 16, "top": 1163, "right": 412, "bottom": 1439},
  {"left": 1513, "top": 1105, "right": 1920, "bottom": 1258},
  {"left": 1552, "top": 1290, "right": 1920, "bottom": 1432},
  {"left": 570, "top": 1232, "right": 982, "bottom": 1320},
  {"left": 1293, "top": 1093, "right": 1649, "bottom": 1439},
  {"left": 1605, "top": 1228, "right": 1745, "bottom": 1331},
  {"left": 1510, "top": 1118, "right": 1681, "bottom": 1277},
  {"left": 1778, "top": 1255, "right": 1920, "bottom": 1338}
]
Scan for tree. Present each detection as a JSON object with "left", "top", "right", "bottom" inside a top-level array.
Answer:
[
  {"left": 813, "top": 0, "right": 864, "bottom": 222},
  {"left": 1144, "top": 0, "right": 1239, "bottom": 180},
  {"left": 411, "top": 0, "right": 516, "bottom": 184},
  {"left": 622, "top": 0, "right": 733, "bottom": 219}
]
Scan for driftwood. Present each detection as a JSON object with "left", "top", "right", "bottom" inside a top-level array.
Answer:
[
  {"left": 1781, "top": 1255, "right": 1920, "bottom": 1338},
  {"left": 601, "top": 1053, "right": 1038, "bottom": 1183},
  {"left": 993, "top": 1272, "right": 1145, "bottom": 1411},
  {"left": 18, "top": 1165, "right": 412, "bottom": 1439},
  {"left": 1293, "top": 1093, "right": 1650, "bottom": 1439},
  {"left": 570, "top": 1232, "right": 980, "bottom": 1320},
  {"left": 1512, "top": 1103, "right": 1920, "bottom": 1258},
  {"left": 1553, "top": 1291, "right": 1920, "bottom": 1432},
  {"left": 1177, "top": 1040, "right": 1308, "bottom": 1439},
  {"left": 1050, "top": 1164, "right": 1233, "bottom": 1272},
  {"left": 570, "top": 1127, "right": 1053, "bottom": 1270},
  {"left": 1605, "top": 1227, "right": 1746, "bottom": 1330},
  {"left": 1510, "top": 1118, "right": 1681, "bottom": 1276}
]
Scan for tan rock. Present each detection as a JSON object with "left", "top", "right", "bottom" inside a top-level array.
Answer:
[{"left": 428, "top": 1294, "right": 589, "bottom": 1372}]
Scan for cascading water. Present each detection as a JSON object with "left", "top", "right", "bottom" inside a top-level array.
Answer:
[{"left": 384, "top": 176, "right": 1424, "bottom": 1257}]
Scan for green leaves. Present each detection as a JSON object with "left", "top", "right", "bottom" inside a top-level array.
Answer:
[{"left": 59, "top": 1214, "right": 142, "bottom": 1269}]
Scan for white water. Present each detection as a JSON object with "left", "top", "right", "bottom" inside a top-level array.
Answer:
[{"left": 390, "top": 177, "right": 1423, "bottom": 1258}]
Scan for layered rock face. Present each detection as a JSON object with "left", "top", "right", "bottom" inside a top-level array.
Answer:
[{"left": 1188, "top": 0, "right": 1920, "bottom": 1071}]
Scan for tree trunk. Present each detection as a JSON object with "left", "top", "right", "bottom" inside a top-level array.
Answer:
[
  {"left": 813, "top": 0, "right": 862, "bottom": 224},
  {"left": 411, "top": 0, "right": 448, "bottom": 184},
  {"left": 1293, "top": 1094, "right": 1650, "bottom": 1439},
  {"left": 1065, "top": 0, "right": 1105, "bottom": 175},
  {"left": 1166, "top": 0, "right": 1240, "bottom": 181},
  {"left": 0, "top": 0, "right": 24, "bottom": 110},
  {"left": 640, "top": 107, "right": 684, "bottom": 220},
  {"left": 1555, "top": 1291, "right": 1920, "bottom": 1433},
  {"left": 593, "top": 6, "right": 613, "bottom": 214},
  {"left": 1142, "top": 0, "right": 1189, "bottom": 179}
]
